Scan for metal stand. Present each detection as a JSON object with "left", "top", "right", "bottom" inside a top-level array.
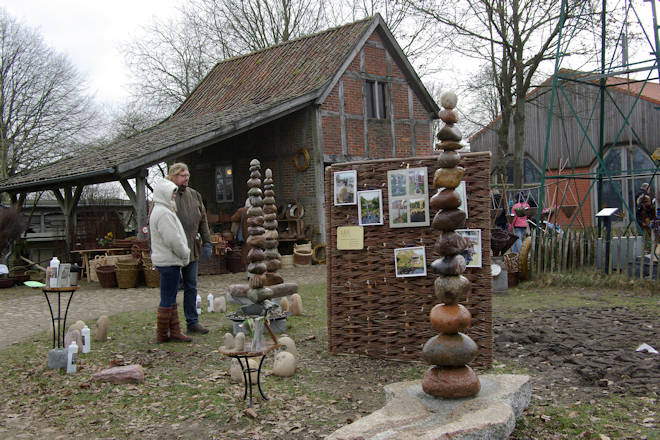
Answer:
[{"left": 42, "top": 287, "right": 79, "bottom": 348}]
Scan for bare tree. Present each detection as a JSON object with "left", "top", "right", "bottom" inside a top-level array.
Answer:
[
  {"left": 0, "top": 9, "right": 97, "bottom": 198},
  {"left": 404, "top": 0, "right": 598, "bottom": 187}
]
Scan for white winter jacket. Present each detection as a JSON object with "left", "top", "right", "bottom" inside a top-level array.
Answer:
[{"left": 149, "top": 180, "right": 190, "bottom": 267}]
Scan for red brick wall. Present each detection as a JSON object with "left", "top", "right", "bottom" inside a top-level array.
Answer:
[
  {"left": 319, "top": 31, "right": 436, "bottom": 161},
  {"left": 343, "top": 76, "right": 363, "bottom": 115}
]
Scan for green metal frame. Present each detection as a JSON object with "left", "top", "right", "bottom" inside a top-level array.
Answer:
[{"left": 538, "top": 0, "right": 660, "bottom": 243}]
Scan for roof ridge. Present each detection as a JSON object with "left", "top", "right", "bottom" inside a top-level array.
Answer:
[{"left": 208, "top": 15, "right": 375, "bottom": 70}]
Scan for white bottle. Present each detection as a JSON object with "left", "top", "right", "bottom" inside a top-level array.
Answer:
[
  {"left": 207, "top": 293, "right": 214, "bottom": 313},
  {"left": 49, "top": 257, "right": 60, "bottom": 288},
  {"left": 66, "top": 341, "right": 78, "bottom": 373},
  {"left": 81, "top": 325, "right": 91, "bottom": 354},
  {"left": 196, "top": 294, "right": 202, "bottom": 315}
]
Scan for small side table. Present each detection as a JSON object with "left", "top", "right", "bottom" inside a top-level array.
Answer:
[
  {"left": 42, "top": 286, "right": 79, "bottom": 348},
  {"left": 219, "top": 342, "right": 281, "bottom": 408}
]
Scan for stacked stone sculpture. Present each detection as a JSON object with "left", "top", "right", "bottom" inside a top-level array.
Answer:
[
  {"left": 422, "top": 91, "right": 480, "bottom": 398},
  {"left": 226, "top": 159, "right": 299, "bottom": 319},
  {"left": 245, "top": 159, "right": 274, "bottom": 305},
  {"left": 262, "top": 168, "right": 284, "bottom": 286}
]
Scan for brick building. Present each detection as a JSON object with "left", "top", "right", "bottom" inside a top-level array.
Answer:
[{"left": 0, "top": 14, "right": 439, "bottom": 248}]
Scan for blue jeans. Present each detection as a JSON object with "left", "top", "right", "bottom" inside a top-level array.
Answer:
[
  {"left": 157, "top": 266, "right": 181, "bottom": 307},
  {"left": 512, "top": 226, "right": 526, "bottom": 253},
  {"left": 181, "top": 260, "right": 199, "bottom": 327}
]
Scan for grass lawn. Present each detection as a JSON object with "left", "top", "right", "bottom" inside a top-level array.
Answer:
[{"left": 0, "top": 275, "right": 657, "bottom": 439}]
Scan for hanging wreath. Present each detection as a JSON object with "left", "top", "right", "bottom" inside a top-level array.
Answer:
[
  {"left": 294, "top": 149, "right": 311, "bottom": 171},
  {"left": 312, "top": 244, "right": 326, "bottom": 264}
]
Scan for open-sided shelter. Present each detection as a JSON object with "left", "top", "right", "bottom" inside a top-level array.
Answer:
[{"left": 0, "top": 14, "right": 439, "bottom": 249}]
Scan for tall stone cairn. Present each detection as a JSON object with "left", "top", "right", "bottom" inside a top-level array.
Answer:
[
  {"left": 262, "top": 168, "right": 284, "bottom": 286},
  {"left": 421, "top": 91, "right": 480, "bottom": 398},
  {"left": 245, "top": 159, "right": 273, "bottom": 304}
]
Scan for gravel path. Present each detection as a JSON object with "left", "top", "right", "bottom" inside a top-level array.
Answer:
[{"left": 0, "top": 265, "right": 326, "bottom": 350}]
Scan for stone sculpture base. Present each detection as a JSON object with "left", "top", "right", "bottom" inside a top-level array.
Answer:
[
  {"left": 47, "top": 348, "right": 67, "bottom": 370},
  {"left": 327, "top": 374, "right": 531, "bottom": 440}
]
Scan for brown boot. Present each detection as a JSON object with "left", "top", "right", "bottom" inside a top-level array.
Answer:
[
  {"left": 169, "top": 304, "right": 192, "bottom": 342},
  {"left": 157, "top": 306, "right": 170, "bottom": 343}
]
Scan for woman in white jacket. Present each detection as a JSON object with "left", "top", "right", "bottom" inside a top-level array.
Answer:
[{"left": 150, "top": 179, "right": 192, "bottom": 343}]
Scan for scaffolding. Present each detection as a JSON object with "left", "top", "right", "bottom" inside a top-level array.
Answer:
[{"left": 537, "top": 0, "right": 660, "bottom": 242}]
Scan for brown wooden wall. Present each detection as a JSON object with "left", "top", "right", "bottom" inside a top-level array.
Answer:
[{"left": 325, "top": 152, "right": 493, "bottom": 367}]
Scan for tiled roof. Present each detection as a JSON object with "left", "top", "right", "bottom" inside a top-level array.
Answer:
[{"left": 0, "top": 17, "right": 375, "bottom": 192}]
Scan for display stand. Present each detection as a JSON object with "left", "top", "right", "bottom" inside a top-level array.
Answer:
[
  {"left": 218, "top": 318, "right": 281, "bottom": 408},
  {"left": 42, "top": 286, "right": 79, "bottom": 348}
]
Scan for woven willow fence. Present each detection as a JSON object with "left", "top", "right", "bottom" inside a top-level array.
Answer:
[{"left": 325, "top": 152, "right": 493, "bottom": 368}]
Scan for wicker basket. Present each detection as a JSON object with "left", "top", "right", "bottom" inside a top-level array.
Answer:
[
  {"left": 227, "top": 250, "right": 246, "bottom": 273},
  {"left": 293, "top": 249, "right": 312, "bottom": 266},
  {"left": 116, "top": 259, "right": 139, "bottom": 270},
  {"left": 96, "top": 265, "right": 117, "bottom": 288},
  {"left": 491, "top": 229, "right": 518, "bottom": 256},
  {"left": 280, "top": 254, "right": 294, "bottom": 268},
  {"left": 143, "top": 266, "right": 160, "bottom": 288},
  {"left": 116, "top": 267, "right": 138, "bottom": 288}
]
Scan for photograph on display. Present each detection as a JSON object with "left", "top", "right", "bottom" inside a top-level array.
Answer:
[
  {"left": 394, "top": 246, "right": 427, "bottom": 277},
  {"left": 390, "top": 199, "right": 408, "bottom": 225},
  {"left": 408, "top": 168, "right": 426, "bottom": 195},
  {"left": 57, "top": 263, "right": 71, "bottom": 287},
  {"left": 389, "top": 172, "right": 407, "bottom": 197},
  {"left": 387, "top": 167, "right": 429, "bottom": 228},
  {"left": 334, "top": 170, "right": 357, "bottom": 205},
  {"left": 456, "top": 229, "right": 482, "bottom": 268},
  {"left": 357, "top": 190, "right": 384, "bottom": 226}
]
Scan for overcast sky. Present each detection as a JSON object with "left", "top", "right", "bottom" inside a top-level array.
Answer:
[{"left": 3, "top": 0, "right": 183, "bottom": 106}]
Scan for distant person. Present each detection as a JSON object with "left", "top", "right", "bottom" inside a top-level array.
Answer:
[
  {"left": 167, "top": 163, "right": 213, "bottom": 335},
  {"left": 636, "top": 183, "right": 655, "bottom": 238},
  {"left": 150, "top": 179, "right": 191, "bottom": 343},
  {"left": 510, "top": 193, "right": 530, "bottom": 253}
]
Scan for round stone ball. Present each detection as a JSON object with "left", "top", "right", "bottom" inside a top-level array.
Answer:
[{"left": 440, "top": 91, "right": 458, "bottom": 109}]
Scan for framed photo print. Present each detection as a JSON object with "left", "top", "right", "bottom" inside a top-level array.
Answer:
[
  {"left": 387, "top": 167, "right": 430, "bottom": 228},
  {"left": 334, "top": 170, "right": 357, "bottom": 205},
  {"left": 394, "top": 246, "right": 427, "bottom": 277},
  {"left": 456, "top": 229, "right": 482, "bottom": 268},
  {"left": 357, "top": 190, "right": 383, "bottom": 226},
  {"left": 57, "top": 263, "right": 71, "bottom": 287}
]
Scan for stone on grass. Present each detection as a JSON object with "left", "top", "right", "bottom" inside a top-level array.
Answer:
[
  {"left": 222, "top": 333, "right": 234, "bottom": 350},
  {"left": 272, "top": 351, "right": 296, "bottom": 377},
  {"left": 277, "top": 335, "right": 297, "bottom": 357},
  {"left": 289, "top": 294, "right": 303, "bottom": 316},
  {"left": 234, "top": 332, "right": 245, "bottom": 351},
  {"left": 47, "top": 348, "right": 67, "bottom": 370},
  {"left": 230, "top": 358, "right": 258, "bottom": 383},
  {"left": 93, "top": 364, "right": 144, "bottom": 384},
  {"left": 214, "top": 295, "right": 227, "bottom": 313},
  {"left": 95, "top": 316, "right": 109, "bottom": 342},
  {"left": 69, "top": 320, "right": 85, "bottom": 333},
  {"left": 279, "top": 297, "right": 289, "bottom": 312},
  {"left": 64, "top": 328, "right": 82, "bottom": 351}
]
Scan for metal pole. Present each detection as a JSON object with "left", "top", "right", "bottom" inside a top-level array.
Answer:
[
  {"left": 598, "top": 0, "right": 607, "bottom": 238},
  {"left": 649, "top": 0, "right": 660, "bottom": 82}
]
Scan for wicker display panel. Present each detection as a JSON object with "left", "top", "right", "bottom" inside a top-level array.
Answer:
[
  {"left": 325, "top": 153, "right": 493, "bottom": 368},
  {"left": 198, "top": 254, "right": 229, "bottom": 275}
]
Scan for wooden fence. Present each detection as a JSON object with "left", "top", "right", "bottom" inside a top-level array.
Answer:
[{"left": 527, "top": 228, "right": 659, "bottom": 281}]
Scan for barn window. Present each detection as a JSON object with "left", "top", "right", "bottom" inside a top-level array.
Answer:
[
  {"left": 215, "top": 165, "right": 234, "bottom": 203},
  {"left": 366, "top": 80, "right": 387, "bottom": 119}
]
